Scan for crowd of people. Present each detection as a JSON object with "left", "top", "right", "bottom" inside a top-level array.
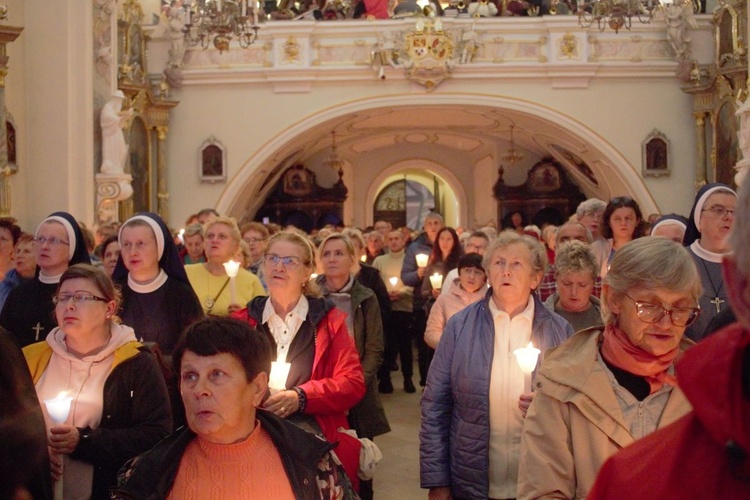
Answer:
[{"left": 0, "top": 179, "right": 748, "bottom": 499}]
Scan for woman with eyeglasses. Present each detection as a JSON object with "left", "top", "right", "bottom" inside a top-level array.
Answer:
[
  {"left": 185, "top": 216, "right": 266, "bottom": 316},
  {"left": 22, "top": 264, "right": 172, "bottom": 499},
  {"left": 682, "top": 183, "right": 737, "bottom": 342},
  {"left": 1, "top": 212, "right": 91, "bottom": 347},
  {"left": 518, "top": 237, "right": 701, "bottom": 499},
  {"left": 591, "top": 196, "right": 646, "bottom": 281},
  {"left": 237, "top": 231, "right": 367, "bottom": 493}
]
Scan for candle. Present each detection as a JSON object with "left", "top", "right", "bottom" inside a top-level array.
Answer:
[
  {"left": 310, "top": 273, "right": 318, "bottom": 280},
  {"left": 429, "top": 273, "right": 443, "bottom": 290},
  {"left": 44, "top": 392, "right": 72, "bottom": 424},
  {"left": 513, "top": 341, "right": 541, "bottom": 393},
  {"left": 223, "top": 259, "right": 241, "bottom": 305},
  {"left": 388, "top": 276, "right": 398, "bottom": 290},
  {"left": 241, "top": 0, "right": 247, "bottom": 17},
  {"left": 269, "top": 360, "right": 291, "bottom": 395},
  {"left": 253, "top": 1, "right": 259, "bottom": 25},
  {"left": 360, "top": 254, "right": 367, "bottom": 263},
  {"left": 44, "top": 392, "right": 72, "bottom": 500},
  {"left": 416, "top": 253, "right": 429, "bottom": 267}
]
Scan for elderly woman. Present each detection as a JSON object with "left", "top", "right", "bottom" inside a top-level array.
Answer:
[
  {"left": 650, "top": 214, "right": 688, "bottom": 243},
  {"left": 23, "top": 264, "right": 172, "bottom": 499},
  {"left": 317, "top": 233, "right": 390, "bottom": 500},
  {"left": 576, "top": 198, "right": 607, "bottom": 241},
  {"left": 239, "top": 231, "right": 366, "bottom": 491},
  {"left": 543, "top": 240, "right": 603, "bottom": 332},
  {"left": 1, "top": 212, "right": 91, "bottom": 347},
  {"left": 425, "top": 253, "right": 488, "bottom": 349},
  {"left": 518, "top": 237, "right": 701, "bottom": 499},
  {"left": 111, "top": 316, "right": 357, "bottom": 499},
  {"left": 100, "top": 235, "right": 120, "bottom": 276},
  {"left": 591, "top": 196, "right": 646, "bottom": 280},
  {"left": 420, "top": 232, "right": 573, "bottom": 500},
  {"left": 240, "top": 221, "right": 269, "bottom": 274},
  {"left": 186, "top": 216, "right": 266, "bottom": 316},
  {"left": 682, "top": 183, "right": 737, "bottom": 342},
  {"left": 0, "top": 227, "right": 30, "bottom": 312},
  {"left": 114, "top": 213, "right": 204, "bottom": 356},
  {"left": 181, "top": 223, "right": 206, "bottom": 264}
]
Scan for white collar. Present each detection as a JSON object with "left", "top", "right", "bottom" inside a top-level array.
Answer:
[
  {"left": 488, "top": 293, "right": 535, "bottom": 321},
  {"left": 262, "top": 294, "right": 309, "bottom": 324},
  {"left": 690, "top": 240, "right": 729, "bottom": 264},
  {"left": 38, "top": 271, "right": 63, "bottom": 284},
  {"left": 128, "top": 269, "right": 168, "bottom": 293}
]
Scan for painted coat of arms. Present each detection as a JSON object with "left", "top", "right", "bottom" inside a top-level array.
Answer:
[{"left": 403, "top": 20, "right": 456, "bottom": 90}]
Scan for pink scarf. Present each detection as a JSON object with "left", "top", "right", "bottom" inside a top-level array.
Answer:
[{"left": 600, "top": 324, "right": 679, "bottom": 394}]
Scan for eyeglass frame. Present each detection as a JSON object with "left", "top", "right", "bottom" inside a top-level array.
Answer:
[
  {"left": 33, "top": 236, "right": 70, "bottom": 246},
  {"left": 264, "top": 253, "right": 303, "bottom": 268},
  {"left": 701, "top": 205, "right": 736, "bottom": 219},
  {"left": 53, "top": 292, "right": 110, "bottom": 306},
  {"left": 622, "top": 292, "right": 701, "bottom": 327}
]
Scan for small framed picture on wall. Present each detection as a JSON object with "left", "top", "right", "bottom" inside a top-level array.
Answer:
[{"left": 199, "top": 136, "right": 226, "bottom": 183}]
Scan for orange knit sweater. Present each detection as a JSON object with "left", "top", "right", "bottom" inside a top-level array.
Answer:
[{"left": 167, "top": 421, "right": 295, "bottom": 499}]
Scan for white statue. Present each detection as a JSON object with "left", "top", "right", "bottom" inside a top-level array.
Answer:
[
  {"left": 664, "top": 2, "right": 697, "bottom": 61},
  {"left": 100, "top": 91, "right": 133, "bottom": 175},
  {"left": 735, "top": 96, "right": 750, "bottom": 186}
]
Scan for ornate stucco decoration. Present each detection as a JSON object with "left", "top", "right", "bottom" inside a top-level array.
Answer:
[{"left": 402, "top": 19, "right": 457, "bottom": 90}]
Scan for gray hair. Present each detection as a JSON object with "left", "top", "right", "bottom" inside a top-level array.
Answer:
[
  {"left": 266, "top": 231, "right": 321, "bottom": 298},
  {"left": 555, "top": 222, "right": 594, "bottom": 245},
  {"left": 730, "top": 173, "right": 750, "bottom": 274},
  {"left": 600, "top": 237, "right": 702, "bottom": 325},
  {"left": 554, "top": 241, "right": 598, "bottom": 282},
  {"left": 482, "top": 232, "right": 548, "bottom": 276},
  {"left": 184, "top": 223, "right": 204, "bottom": 239},
  {"left": 576, "top": 198, "right": 607, "bottom": 218}
]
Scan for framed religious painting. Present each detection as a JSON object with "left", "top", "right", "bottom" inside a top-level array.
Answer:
[
  {"left": 642, "top": 129, "right": 670, "bottom": 177},
  {"left": 199, "top": 136, "right": 227, "bottom": 183}
]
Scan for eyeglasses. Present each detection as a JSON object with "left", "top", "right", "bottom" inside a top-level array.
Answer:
[
  {"left": 264, "top": 253, "right": 302, "bottom": 268},
  {"left": 33, "top": 236, "right": 70, "bottom": 246},
  {"left": 206, "top": 232, "right": 231, "bottom": 241},
  {"left": 53, "top": 292, "right": 109, "bottom": 306},
  {"left": 244, "top": 237, "right": 265, "bottom": 244},
  {"left": 623, "top": 292, "right": 700, "bottom": 327},
  {"left": 701, "top": 205, "right": 735, "bottom": 218}
]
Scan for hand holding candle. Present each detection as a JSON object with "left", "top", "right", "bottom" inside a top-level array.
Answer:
[
  {"left": 513, "top": 341, "right": 541, "bottom": 393},
  {"left": 416, "top": 253, "right": 429, "bottom": 268},
  {"left": 268, "top": 360, "right": 291, "bottom": 395},
  {"left": 429, "top": 272, "right": 443, "bottom": 290},
  {"left": 223, "top": 259, "right": 241, "bottom": 305},
  {"left": 388, "top": 276, "right": 398, "bottom": 291},
  {"left": 44, "top": 392, "right": 72, "bottom": 500}
]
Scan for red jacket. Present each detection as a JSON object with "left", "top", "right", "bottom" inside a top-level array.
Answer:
[
  {"left": 235, "top": 297, "right": 366, "bottom": 489},
  {"left": 589, "top": 322, "right": 750, "bottom": 499}
]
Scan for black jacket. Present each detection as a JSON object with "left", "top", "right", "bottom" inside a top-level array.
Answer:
[{"left": 111, "top": 410, "right": 357, "bottom": 500}]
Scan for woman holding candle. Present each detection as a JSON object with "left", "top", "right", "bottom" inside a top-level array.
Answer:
[
  {"left": 113, "top": 213, "right": 203, "bottom": 357},
  {"left": 420, "top": 232, "right": 572, "bottom": 500},
  {"left": 517, "top": 237, "right": 701, "bottom": 499},
  {"left": 240, "top": 231, "right": 366, "bottom": 491},
  {"left": 1, "top": 212, "right": 92, "bottom": 347},
  {"left": 591, "top": 196, "right": 646, "bottom": 280},
  {"left": 424, "top": 253, "right": 488, "bottom": 349},
  {"left": 23, "top": 264, "right": 172, "bottom": 499},
  {"left": 111, "top": 316, "right": 358, "bottom": 499},
  {"left": 186, "top": 216, "right": 266, "bottom": 316},
  {"left": 421, "top": 227, "right": 463, "bottom": 313}
]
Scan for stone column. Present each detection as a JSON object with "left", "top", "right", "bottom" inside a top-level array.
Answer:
[
  {"left": 156, "top": 125, "right": 170, "bottom": 221},
  {"left": 0, "top": 25, "right": 23, "bottom": 217},
  {"left": 694, "top": 111, "right": 707, "bottom": 188}
]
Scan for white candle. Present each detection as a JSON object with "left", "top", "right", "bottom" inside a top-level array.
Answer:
[
  {"left": 44, "top": 392, "right": 72, "bottom": 424},
  {"left": 269, "top": 360, "right": 291, "bottom": 395},
  {"left": 429, "top": 272, "right": 443, "bottom": 290},
  {"left": 253, "top": 1, "right": 259, "bottom": 25},
  {"left": 416, "top": 253, "right": 429, "bottom": 267},
  {"left": 223, "top": 259, "right": 241, "bottom": 305},
  {"left": 44, "top": 392, "right": 72, "bottom": 500},
  {"left": 360, "top": 254, "right": 367, "bottom": 262},
  {"left": 310, "top": 273, "right": 318, "bottom": 280},
  {"left": 513, "top": 341, "right": 541, "bottom": 393},
  {"left": 388, "top": 276, "right": 398, "bottom": 290}
]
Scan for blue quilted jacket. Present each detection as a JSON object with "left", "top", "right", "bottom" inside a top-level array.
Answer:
[{"left": 419, "top": 291, "right": 573, "bottom": 498}]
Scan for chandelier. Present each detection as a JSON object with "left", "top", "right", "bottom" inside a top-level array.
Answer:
[
  {"left": 325, "top": 131, "right": 344, "bottom": 175},
  {"left": 182, "top": 0, "right": 260, "bottom": 53},
  {"left": 575, "top": 0, "right": 670, "bottom": 33},
  {"left": 502, "top": 125, "right": 524, "bottom": 165}
]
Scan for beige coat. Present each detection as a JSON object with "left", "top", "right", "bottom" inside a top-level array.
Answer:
[{"left": 518, "top": 328, "right": 692, "bottom": 499}]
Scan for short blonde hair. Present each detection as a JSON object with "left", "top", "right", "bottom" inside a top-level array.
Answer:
[
  {"left": 554, "top": 241, "right": 598, "bottom": 282},
  {"left": 205, "top": 216, "right": 242, "bottom": 248},
  {"left": 319, "top": 233, "right": 358, "bottom": 275},
  {"left": 482, "top": 232, "right": 548, "bottom": 276},
  {"left": 600, "top": 237, "right": 702, "bottom": 325}
]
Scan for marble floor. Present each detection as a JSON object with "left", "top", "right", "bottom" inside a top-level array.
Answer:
[{"left": 371, "top": 378, "right": 425, "bottom": 499}]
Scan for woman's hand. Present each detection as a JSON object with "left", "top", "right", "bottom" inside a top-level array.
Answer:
[
  {"left": 518, "top": 392, "right": 535, "bottom": 418},
  {"left": 263, "top": 390, "right": 300, "bottom": 418},
  {"left": 226, "top": 303, "right": 243, "bottom": 315},
  {"left": 428, "top": 486, "right": 452, "bottom": 500},
  {"left": 49, "top": 424, "right": 80, "bottom": 455},
  {"left": 49, "top": 450, "right": 63, "bottom": 481},
  {"left": 431, "top": 288, "right": 441, "bottom": 299}
]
